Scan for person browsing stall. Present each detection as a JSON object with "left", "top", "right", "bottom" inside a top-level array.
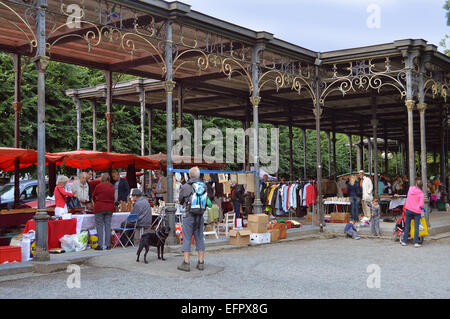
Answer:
[
  {"left": 54, "top": 175, "right": 76, "bottom": 217},
  {"left": 71, "top": 172, "right": 91, "bottom": 210},
  {"left": 92, "top": 173, "right": 115, "bottom": 251},
  {"left": 111, "top": 170, "right": 130, "bottom": 206}
]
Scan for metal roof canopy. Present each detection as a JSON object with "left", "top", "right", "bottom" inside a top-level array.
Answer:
[{"left": 0, "top": 0, "right": 448, "bottom": 152}]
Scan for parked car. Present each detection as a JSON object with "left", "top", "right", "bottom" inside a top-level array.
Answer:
[{"left": 0, "top": 180, "right": 48, "bottom": 210}]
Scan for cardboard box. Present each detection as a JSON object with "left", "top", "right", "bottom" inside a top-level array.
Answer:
[
  {"left": 229, "top": 229, "right": 251, "bottom": 246},
  {"left": 330, "top": 212, "right": 350, "bottom": 222},
  {"left": 248, "top": 214, "right": 269, "bottom": 233},
  {"left": 250, "top": 233, "right": 271, "bottom": 245},
  {"left": 268, "top": 228, "right": 280, "bottom": 242},
  {"left": 305, "top": 214, "right": 318, "bottom": 223}
]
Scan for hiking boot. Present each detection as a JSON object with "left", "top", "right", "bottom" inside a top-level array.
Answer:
[
  {"left": 196, "top": 261, "right": 204, "bottom": 271},
  {"left": 177, "top": 261, "right": 190, "bottom": 272},
  {"left": 414, "top": 243, "right": 422, "bottom": 248}
]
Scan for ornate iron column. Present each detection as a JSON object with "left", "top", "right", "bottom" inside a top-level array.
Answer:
[
  {"left": 383, "top": 124, "right": 389, "bottom": 174},
  {"left": 356, "top": 144, "right": 361, "bottom": 172},
  {"left": 164, "top": 19, "right": 177, "bottom": 245},
  {"left": 326, "top": 131, "right": 331, "bottom": 177},
  {"left": 368, "top": 136, "right": 372, "bottom": 175},
  {"left": 138, "top": 84, "right": 146, "bottom": 156},
  {"left": 33, "top": 0, "right": 50, "bottom": 262},
  {"left": 441, "top": 104, "right": 449, "bottom": 203},
  {"left": 72, "top": 95, "right": 82, "bottom": 175},
  {"left": 177, "top": 83, "right": 183, "bottom": 128},
  {"left": 360, "top": 124, "right": 365, "bottom": 172},
  {"left": 371, "top": 95, "right": 378, "bottom": 194},
  {"left": 147, "top": 108, "right": 152, "bottom": 156},
  {"left": 250, "top": 44, "right": 264, "bottom": 214},
  {"left": 302, "top": 128, "right": 307, "bottom": 179},
  {"left": 331, "top": 119, "right": 337, "bottom": 177},
  {"left": 103, "top": 70, "right": 113, "bottom": 153},
  {"left": 11, "top": 53, "right": 22, "bottom": 208},
  {"left": 403, "top": 50, "right": 420, "bottom": 183},
  {"left": 348, "top": 134, "right": 353, "bottom": 173},
  {"left": 288, "top": 120, "right": 294, "bottom": 181},
  {"left": 89, "top": 100, "right": 97, "bottom": 151},
  {"left": 314, "top": 65, "right": 324, "bottom": 231}
]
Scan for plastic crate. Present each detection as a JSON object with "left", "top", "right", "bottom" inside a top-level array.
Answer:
[{"left": 0, "top": 246, "right": 21, "bottom": 263}]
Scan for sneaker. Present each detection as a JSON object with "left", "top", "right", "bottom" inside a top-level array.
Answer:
[
  {"left": 196, "top": 261, "right": 205, "bottom": 271},
  {"left": 95, "top": 246, "right": 103, "bottom": 251},
  {"left": 355, "top": 236, "right": 360, "bottom": 240},
  {"left": 400, "top": 239, "right": 407, "bottom": 246},
  {"left": 177, "top": 261, "right": 190, "bottom": 272},
  {"left": 414, "top": 243, "right": 422, "bottom": 248}
]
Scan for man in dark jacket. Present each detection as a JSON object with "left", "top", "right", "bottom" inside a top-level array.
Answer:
[{"left": 112, "top": 170, "right": 130, "bottom": 205}]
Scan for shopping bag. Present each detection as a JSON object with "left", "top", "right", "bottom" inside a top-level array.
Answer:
[
  {"left": 59, "top": 234, "right": 75, "bottom": 252},
  {"left": 21, "top": 230, "right": 36, "bottom": 261},
  {"left": 88, "top": 229, "right": 99, "bottom": 249},
  {"left": 410, "top": 217, "right": 429, "bottom": 238},
  {"left": 74, "top": 231, "right": 88, "bottom": 252}
]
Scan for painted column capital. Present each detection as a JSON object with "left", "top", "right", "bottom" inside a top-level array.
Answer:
[
  {"left": 370, "top": 119, "right": 379, "bottom": 129},
  {"left": 417, "top": 103, "right": 427, "bottom": 114},
  {"left": 163, "top": 80, "right": 176, "bottom": 94},
  {"left": 33, "top": 56, "right": 49, "bottom": 73},
  {"left": 105, "top": 112, "right": 114, "bottom": 123},
  {"left": 12, "top": 102, "right": 23, "bottom": 113},
  {"left": 250, "top": 96, "right": 261, "bottom": 108},
  {"left": 312, "top": 107, "right": 323, "bottom": 119},
  {"left": 405, "top": 100, "right": 416, "bottom": 112}
]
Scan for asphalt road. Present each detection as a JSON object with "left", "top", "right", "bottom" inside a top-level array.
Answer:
[{"left": 1, "top": 236, "right": 449, "bottom": 299}]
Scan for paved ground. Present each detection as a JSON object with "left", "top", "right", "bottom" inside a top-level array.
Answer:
[{"left": 1, "top": 235, "right": 449, "bottom": 299}]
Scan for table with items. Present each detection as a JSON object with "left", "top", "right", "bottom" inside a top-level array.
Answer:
[{"left": 323, "top": 197, "right": 351, "bottom": 214}]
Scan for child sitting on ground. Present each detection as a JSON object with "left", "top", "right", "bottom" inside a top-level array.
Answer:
[
  {"left": 344, "top": 220, "right": 360, "bottom": 240},
  {"left": 367, "top": 198, "right": 381, "bottom": 236}
]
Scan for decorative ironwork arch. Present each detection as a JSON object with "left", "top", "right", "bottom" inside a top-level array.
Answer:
[{"left": 319, "top": 58, "right": 407, "bottom": 106}]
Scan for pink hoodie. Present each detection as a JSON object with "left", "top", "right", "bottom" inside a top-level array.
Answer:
[{"left": 405, "top": 186, "right": 424, "bottom": 214}]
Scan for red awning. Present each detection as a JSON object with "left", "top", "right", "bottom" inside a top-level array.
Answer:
[
  {"left": 51, "top": 149, "right": 160, "bottom": 171},
  {"left": 0, "top": 148, "right": 63, "bottom": 172}
]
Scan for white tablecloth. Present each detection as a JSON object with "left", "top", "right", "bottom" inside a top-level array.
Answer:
[
  {"left": 324, "top": 201, "right": 351, "bottom": 205},
  {"left": 73, "top": 212, "right": 130, "bottom": 234},
  {"left": 389, "top": 198, "right": 407, "bottom": 209}
]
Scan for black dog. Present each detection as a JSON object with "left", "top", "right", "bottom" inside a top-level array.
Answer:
[{"left": 136, "top": 226, "right": 170, "bottom": 264}]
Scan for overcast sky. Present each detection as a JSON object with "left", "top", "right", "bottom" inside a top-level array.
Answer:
[{"left": 184, "top": 0, "right": 449, "bottom": 53}]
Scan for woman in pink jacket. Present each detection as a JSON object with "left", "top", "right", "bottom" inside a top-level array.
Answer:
[{"left": 401, "top": 177, "right": 424, "bottom": 247}]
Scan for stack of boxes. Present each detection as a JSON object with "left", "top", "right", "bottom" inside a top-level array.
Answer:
[
  {"left": 248, "top": 214, "right": 271, "bottom": 245},
  {"left": 228, "top": 214, "right": 288, "bottom": 246}
]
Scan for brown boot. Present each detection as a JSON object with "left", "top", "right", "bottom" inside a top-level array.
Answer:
[{"left": 177, "top": 261, "right": 190, "bottom": 272}]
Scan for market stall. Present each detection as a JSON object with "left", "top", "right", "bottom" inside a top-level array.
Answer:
[{"left": 23, "top": 218, "right": 77, "bottom": 250}]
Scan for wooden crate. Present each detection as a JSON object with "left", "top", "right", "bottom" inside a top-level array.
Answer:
[{"left": 330, "top": 212, "right": 350, "bottom": 223}]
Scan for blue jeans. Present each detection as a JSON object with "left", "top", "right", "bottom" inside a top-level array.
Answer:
[
  {"left": 403, "top": 209, "right": 421, "bottom": 244},
  {"left": 350, "top": 196, "right": 360, "bottom": 222},
  {"left": 233, "top": 200, "right": 241, "bottom": 219}
]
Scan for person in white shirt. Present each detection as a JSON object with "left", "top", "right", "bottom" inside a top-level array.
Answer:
[
  {"left": 359, "top": 170, "right": 373, "bottom": 218},
  {"left": 71, "top": 172, "right": 91, "bottom": 209}
]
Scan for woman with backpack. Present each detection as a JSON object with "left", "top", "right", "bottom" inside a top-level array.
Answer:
[{"left": 347, "top": 175, "right": 363, "bottom": 222}]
